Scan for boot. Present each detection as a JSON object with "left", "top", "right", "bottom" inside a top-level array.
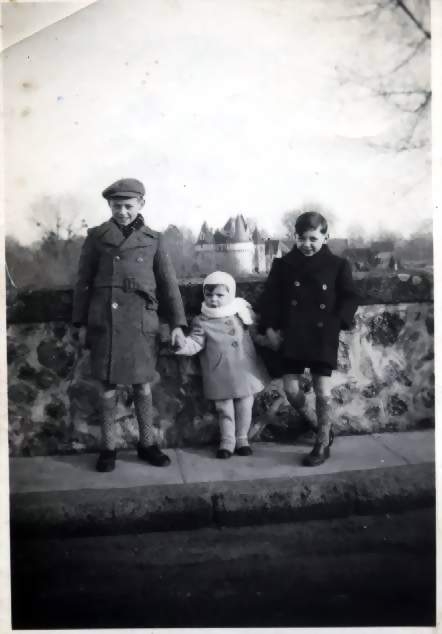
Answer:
[{"left": 302, "top": 395, "right": 332, "bottom": 467}]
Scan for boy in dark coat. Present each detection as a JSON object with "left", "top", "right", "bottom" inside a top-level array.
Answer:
[
  {"left": 72, "top": 178, "right": 187, "bottom": 472},
  {"left": 258, "top": 211, "right": 359, "bottom": 466}
]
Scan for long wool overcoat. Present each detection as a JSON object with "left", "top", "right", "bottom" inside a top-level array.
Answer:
[
  {"left": 258, "top": 245, "right": 359, "bottom": 370},
  {"left": 177, "top": 314, "right": 269, "bottom": 401},
  {"left": 72, "top": 220, "right": 187, "bottom": 384}
]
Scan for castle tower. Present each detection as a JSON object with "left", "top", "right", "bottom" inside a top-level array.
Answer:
[
  {"left": 252, "top": 227, "right": 266, "bottom": 274},
  {"left": 213, "top": 214, "right": 255, "bottom": 275},
  {"left": 195, "top": 221, "right": 216, "bottom": 274}
]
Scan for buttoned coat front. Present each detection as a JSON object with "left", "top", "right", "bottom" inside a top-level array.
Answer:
[
  {"left": 176, "top": 314, "right": 269, "bottom": 400},
  {"left": 72, "top": 220, "right": 187, "bottom": 384},
  {"left": 258, "top": 245, "right": 359, "bottom": 369}
]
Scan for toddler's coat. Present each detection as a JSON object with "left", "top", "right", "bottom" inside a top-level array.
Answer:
[
  {"left": 177, "top": 313, "right": 268, "bottom": 400},
  {"left": 259, "top": 245, "right": 359, "bottom": 369}
]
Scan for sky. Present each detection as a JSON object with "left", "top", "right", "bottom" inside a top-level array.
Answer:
[{"left": 2, "top": 0, "right": 432, "bottom": 244}]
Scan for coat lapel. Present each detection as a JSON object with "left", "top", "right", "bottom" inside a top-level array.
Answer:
[
  {"left": 95, "top": 221, "right": 125, "bottom": 247},
  {"left": 119, "top": 226, "right": 156, "bottom": 250}
]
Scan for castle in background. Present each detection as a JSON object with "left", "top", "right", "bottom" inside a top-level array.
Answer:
[{"left": 194, "top": 215, "right": 285, "bottom": 275}]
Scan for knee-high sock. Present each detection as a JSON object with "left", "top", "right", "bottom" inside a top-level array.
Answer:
[
  {"left": 234, "top": 396, "right": 254, "bottom": 448},
  {"left": 100, "top": 391, "right": 117, "bottom": 450},
  {"left": 214, "top": 399, "right": 236, "bottom": 452},
  {"left": 316, "top": 395, "right": 332, "bottom": 447},
  {"left": 286, "top": 389, "right": 318, "bottom": 430},
  {"left": 133, "top": 388, "right": 156, "bottom": 447}
]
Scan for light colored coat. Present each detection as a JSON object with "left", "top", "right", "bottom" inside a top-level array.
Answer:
[{"left": 176, "top": 313, "right": 269, "bottom": 400}]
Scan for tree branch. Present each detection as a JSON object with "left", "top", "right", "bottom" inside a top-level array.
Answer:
[{"left": 394, "top": 0, "right": 431, "bottom": 39}]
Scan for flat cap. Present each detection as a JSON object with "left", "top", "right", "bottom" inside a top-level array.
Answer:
[{"left": 102, "top": 178, "right": 145, "bottom": 199}]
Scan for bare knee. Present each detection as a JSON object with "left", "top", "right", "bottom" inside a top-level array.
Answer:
[
  {"left": 312, "top": 376, "right": 332, "bottom": 401},
  {"left": 133, "top": 382, "right": 151, "bottom": 397},
  {"left": 96, "top": 380, "right": 116, "bottom": 399},
  {"left": 283, "top": 374, "right": 302, "bottom": 399}
]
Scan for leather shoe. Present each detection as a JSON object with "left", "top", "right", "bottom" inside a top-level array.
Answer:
[
  {"left": 302, "top": 444, "right": 330, "bottom": 467},
  {"left": 137, "top": 444, "right": 171, "bottom": 467},
  {"left": 235, "top": 446, "right": 253, "bottom": 456},
  {"left": 96, "top": 449, "right": 116, "bottom": 472},
  {"left": 216, "top": 449, "right": 233, "bottom": 459}
]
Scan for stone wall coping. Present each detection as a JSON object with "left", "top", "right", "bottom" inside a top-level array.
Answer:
[{"left": 6, "top": 272, "right": 433, "bottom": 324}]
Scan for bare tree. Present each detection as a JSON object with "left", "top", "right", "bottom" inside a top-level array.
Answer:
[{"left": 333, "top": 0, "right": 430, "bottom": 151}]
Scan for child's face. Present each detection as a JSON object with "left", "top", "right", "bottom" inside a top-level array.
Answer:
[
  {"left": 204, "top": 285, "right": 231, "bottom": 308},
  {"left": 108, "top": 197, "right": 144, "bottom": 226},
  {"left": 295, "top": 227, "right": 328, "bottom": 257}
]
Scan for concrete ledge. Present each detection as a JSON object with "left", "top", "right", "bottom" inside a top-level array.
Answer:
[
  {"left": 10, "top": 462, "right": 435, "bottom": 538},
  {"left": 211, "top": 463, "right": 435, "bottom": 527}
]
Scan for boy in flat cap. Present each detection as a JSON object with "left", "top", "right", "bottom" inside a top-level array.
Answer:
[{"left": 72, "top": 178, "right": 187, "bottom": 472}]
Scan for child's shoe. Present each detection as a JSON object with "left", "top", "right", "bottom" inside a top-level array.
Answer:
[
  {"left": 302, "top": 443, "right": 330, "bottom": 467},
  {"left": 137, "top": 443, "right": 171, "bottom": 467},
  {"left": 216, "top": 448, "right": 233, "bottom": 459},
  {"left": 235, "top": 445, "right": 253, "bottom": 456},
  {"left": 96, "top": 449, "right": 117, "bottom": 472}
]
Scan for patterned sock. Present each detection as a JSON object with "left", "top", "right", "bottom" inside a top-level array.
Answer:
[
  {"left": 100, "top": 392, "right": 117, "bottom": 450},
  {"left": 133, "top": 387, "right": 156, "bottom": 448},
  {"left": 316, "top": 395, "right": 332, "bottom": 447},
  {"left": 286, "top": 390, "right": 318, "bottom": 430}
]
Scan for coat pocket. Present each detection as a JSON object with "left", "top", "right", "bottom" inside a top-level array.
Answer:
[{"left": 142, "top": 308, "right": 160, "bottom": 334}]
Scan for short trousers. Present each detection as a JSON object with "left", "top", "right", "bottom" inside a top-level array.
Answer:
[{"left": 282, "top": 359, "right": 333, "bottom": 377}]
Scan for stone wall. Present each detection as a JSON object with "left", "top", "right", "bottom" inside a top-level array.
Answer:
[{"left": 7, "top": 273, "right": 434, "bottom": 457}]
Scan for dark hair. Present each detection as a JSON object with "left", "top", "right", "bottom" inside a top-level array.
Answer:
[
  {"left": 203, "top": 284, "right": 229, "bottom": 294},
  {"left": 295, "top": 211, "right": 328, "bottom": 236}
]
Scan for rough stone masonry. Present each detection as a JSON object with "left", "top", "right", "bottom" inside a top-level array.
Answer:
[{"left": 7, "top": 273, "right": 434, "bottom": 457}]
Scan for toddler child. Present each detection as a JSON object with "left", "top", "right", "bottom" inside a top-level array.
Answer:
[{"left": 174, "top": 271, "right": 269, "bottom": 458}]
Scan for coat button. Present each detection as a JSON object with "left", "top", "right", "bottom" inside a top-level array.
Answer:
[
  {"left": 112, "top": 302, "right": 119, "bottom": 309},
  {"left": 322, "top": 284, "right": 327, "bottom": 290},
  {"left": 317, "top": 321, "right": 323, "bottom": 328},
  {"left": 291, "top": 300, "right": 298, "bottom": 306},
  {"left": 320, "top": 303, "right": 326, "bottom": 310},
  {"left": 294, "top": 281, "right": 301, "bottom": 287},
  {"left": 228, "top": 329, "right": 236, "bottom": 336},
  {"left": 231, "top": 341, "right": 238, "bottom": 347},
  {"left": 114, "top": 255, "right": 120, "bottom": 261},
  {"left": 136, "top": 256, "right": 144, "bottom": 262}
]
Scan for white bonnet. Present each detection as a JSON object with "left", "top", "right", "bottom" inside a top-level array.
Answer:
[{"left": 203, "top": 271, "right": 236, "bottom": 297}]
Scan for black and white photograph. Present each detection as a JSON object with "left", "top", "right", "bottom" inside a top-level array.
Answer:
[{"left": 2, "top": 0, "right": 437, "bottom": 629}]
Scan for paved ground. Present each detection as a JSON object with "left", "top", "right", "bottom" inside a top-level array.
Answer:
[
  {"left": 9, "top": 430, "right": 435, "bottom": 493},
  {"left": 10, "top": 508, "right": 435, "bottom": 629}
]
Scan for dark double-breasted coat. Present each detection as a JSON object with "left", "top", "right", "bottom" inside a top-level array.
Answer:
[
  {"left": 258, "top": 245, "right": 359, "bottom": 370},
  {"left": 72, "top": 220, "right": 187, "bottom": 384}
]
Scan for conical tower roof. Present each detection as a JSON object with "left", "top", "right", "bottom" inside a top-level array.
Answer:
[
  {"left": 233, "top": 214, "right": 250, "bottom": 242},
  {"left": 196, "top": 221, "right": 214, "bottom": 244}
]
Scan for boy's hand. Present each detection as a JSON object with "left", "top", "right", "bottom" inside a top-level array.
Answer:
[
  {"left": 171, "top": 327, "right": 186, "bottom": 350},
  {"left": 266, "top": 327, "right": 283, "bottom": 351},
  {"left": 73, "top": 325, "right": 87, "bottom": 348}
]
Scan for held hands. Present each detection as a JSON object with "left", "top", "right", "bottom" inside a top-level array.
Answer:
[
  {"left": 266, "top": 327, "right": 283, "bottom": 351},
  {"left": 74, "top": 325, "right": 87, "bottom": 348},
  {"left": 170, "top": 327, "right": 186, "bottom": 351}
]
